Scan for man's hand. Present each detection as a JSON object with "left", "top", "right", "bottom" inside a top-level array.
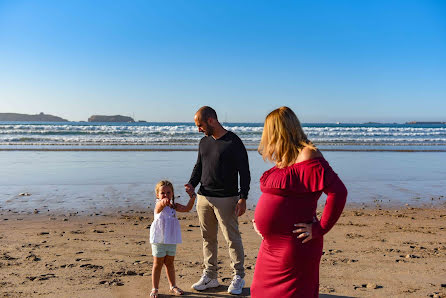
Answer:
[
  {"left": 235, "top": 198, "right": 246, "bottom": 217},
  {"left": 184, "top": 183, "right": 195, "bottom": 196}
]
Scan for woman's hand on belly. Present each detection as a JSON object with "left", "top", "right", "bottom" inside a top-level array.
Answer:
[{"left": 252, "top": 219, "right": 264, "bottom": 239}]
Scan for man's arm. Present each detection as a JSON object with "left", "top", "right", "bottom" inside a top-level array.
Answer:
[
  {"left": 188, "top": 145, "right": 202, "bottom": 188},
  {"left": 235, "top": 137, "right": 250, "bottom": 200},
  {"left": 234, "top": 136, "right": 250, "bottom": 216}
]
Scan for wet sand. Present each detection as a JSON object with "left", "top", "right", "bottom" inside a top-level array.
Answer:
[{"left": 0, "top": 207, "right": 445, "bottom": 297}]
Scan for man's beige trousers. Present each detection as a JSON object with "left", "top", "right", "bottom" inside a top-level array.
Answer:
[{"left": 196, "top": 194, "right": 245, "bottom": 279}]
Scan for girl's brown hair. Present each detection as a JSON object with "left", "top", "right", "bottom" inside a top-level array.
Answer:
[
  {"left": 155, "top": 180, "right": 175, "bottom": 207},
  {"left": 258, "top": 106, "right": 316, "bottom": 168}
]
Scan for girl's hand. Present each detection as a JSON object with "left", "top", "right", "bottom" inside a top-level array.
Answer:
[
  {"left": 155, "top": 198, "right": 171, "bottom": 214},
  {"left": 159, "top": 198, "right": 170, "bottom": 207},
  {"left": 184, "top": 184, "right": 195, "bottom": 196},
  {"left": 252, "top": 219, "right": 264, "bottom": 239},
  {"left": 293, "top": 223, "right": 312, "bottom": 243}
]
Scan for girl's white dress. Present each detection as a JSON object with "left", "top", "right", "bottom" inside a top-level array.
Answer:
[{"left": 150, "top": 200, "right": 182, "bottom": 244}]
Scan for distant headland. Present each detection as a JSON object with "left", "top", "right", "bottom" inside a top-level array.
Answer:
[
  {"left": 0, "top": 113, "right": 137, "bottom": 122},
  {"left": 0, "top": 112, "right": 68, "bottom": 122},
  {"left": 405, "top": 121, "right": 446, "bottom": 125},
  {"left": 88, "top": 115, "right": 135, "bottom": 122}
]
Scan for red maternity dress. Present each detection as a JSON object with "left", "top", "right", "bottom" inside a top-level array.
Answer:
[{"left": 251, "top": 157, "right": 347, "bottom": 298}]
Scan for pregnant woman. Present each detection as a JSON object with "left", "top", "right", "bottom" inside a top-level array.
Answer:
[{"left": 250, "top": 107, "right": 348, "bottom": 297}]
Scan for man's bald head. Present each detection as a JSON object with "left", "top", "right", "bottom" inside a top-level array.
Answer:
[{"left": 195, "top": 106, "right": 218, "bottom": 122}]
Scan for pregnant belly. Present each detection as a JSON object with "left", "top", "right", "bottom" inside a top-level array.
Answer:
[{"left": 254, "top": 192, "right": 317, "bottom": 238}]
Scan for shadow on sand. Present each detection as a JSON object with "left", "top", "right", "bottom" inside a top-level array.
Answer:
[
  {"left": 164, "top": 285, "right": 250, "bottom": 297},
  {"left": 320, "top": 294, "right": 354, "bottom": 298},
  {"left": 158, "top": 286, "right": 353, "bottom": 297}
]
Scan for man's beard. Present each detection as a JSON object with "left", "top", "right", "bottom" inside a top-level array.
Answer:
[{"left": 205, "top": 125, "right": 214, "bottom": 136}]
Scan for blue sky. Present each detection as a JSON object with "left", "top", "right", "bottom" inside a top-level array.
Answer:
[{"left": 1, "top": 0, "right": 445, "bottom": 123}]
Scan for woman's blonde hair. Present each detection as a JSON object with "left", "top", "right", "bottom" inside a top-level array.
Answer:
[
  {"left": 258, "top": 106, "right": 316, "bottom": 168},
  {"left": 155, "top": 180, "right": 175, "bottom": 206}
]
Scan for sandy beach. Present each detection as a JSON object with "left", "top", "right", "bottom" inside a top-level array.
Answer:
[
  {"left": 0, "top": 206, "right": 445, "bottom": 298},
  {"left": 3, "top": 1, "right": 446, "bottom": 297}
]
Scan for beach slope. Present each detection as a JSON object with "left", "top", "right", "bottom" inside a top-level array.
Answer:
[{"left": 0, "top": 208, "right": 445, "bottom": 297}]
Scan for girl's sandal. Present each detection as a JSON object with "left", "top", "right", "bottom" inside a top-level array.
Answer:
[
  {"left": 150, "top": 288, "right": 158, "bottom": 298},
  {"left": 169, "top": 285, "right": 184, "bottom": 296}
]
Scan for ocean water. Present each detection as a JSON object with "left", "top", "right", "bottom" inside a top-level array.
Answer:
[
  {"left": 1, "top": 122, "right": 445, "bottom": 213},
  {"left": 0, "top": 150, "right": 445, "bottom": 213},
  {"left": 1, "top": 121, "right": 446, "bottom": 150}
]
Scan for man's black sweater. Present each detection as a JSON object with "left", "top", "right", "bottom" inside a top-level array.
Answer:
[{"left": 188, "top": 131, "right": 250, "bottom": 199}]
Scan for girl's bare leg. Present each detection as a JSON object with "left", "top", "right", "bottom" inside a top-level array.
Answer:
[
  {"left": 164, "top": 255, "right": 176, "bottom": 287},
  {"left": 152, "top": 256, "right": 165, "bottom": 290}
]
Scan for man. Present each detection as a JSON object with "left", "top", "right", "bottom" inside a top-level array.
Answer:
[{"left": 185, "top": 106, "right": 250, "bottom": 295}]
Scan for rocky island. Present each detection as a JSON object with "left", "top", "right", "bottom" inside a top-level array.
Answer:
[
  {"left": 0, "top": 112, "right": 68, "bottom": 122},
  {"left": 88, "top": 115, "right": 135, "bottom": 122},
  {"left": 406, "top": 121, "right": 446, "bottom": 125}
]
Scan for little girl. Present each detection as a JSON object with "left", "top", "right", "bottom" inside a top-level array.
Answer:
[{"left": 149, "top": 180, "right": 196, "bottom": 297}]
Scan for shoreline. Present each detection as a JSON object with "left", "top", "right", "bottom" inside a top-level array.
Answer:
[
  {"left": 1, "top": 199, "right": 445, "bottom": 217},
  {"left": 1, "top": 207, "right": 445, "bottom": 297}
]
